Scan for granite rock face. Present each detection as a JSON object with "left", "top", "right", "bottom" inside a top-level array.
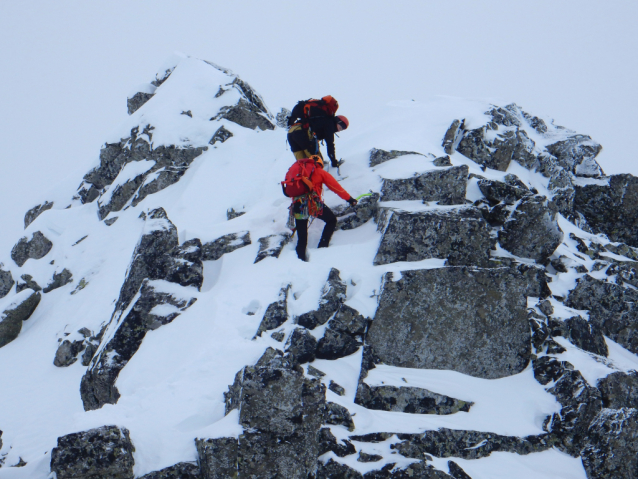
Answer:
[
  {"left": 380, "top": 165, "right": 468, "bottom": 205},
  {"left": 0, "top": 290, "right": 41, "bottom": 348},
  {"left": 196, "top": 437, "right": 238, "bottom": 479},
  {"left": 373, "top": 207, "right": 493, "bottom": 267},
  {"left": 574, "top": 174, "right": 638, "bottom": 247},
  {"left": 24, "top": 200, "right": 53, "bottom": 228},
  {"left": 367, "top": 266, "right": 546, "bottom": 379},
  {"left": 220, "top": 348, "right": 326, "bottom": 479},
  {"left": 498, "top": 195, "right": 563, "bottom": 263},
  {"left": 566, "top": 274, "right": 638, "bottom": 354},
  {"left": 11, "top": 231, "right": 53, "bottom": 267},
  {"left": 50, "top": 425, "right": 135, "bottom": 479},
  {"left": 581, "top": 408, "right": 638, "bottom": 479}
]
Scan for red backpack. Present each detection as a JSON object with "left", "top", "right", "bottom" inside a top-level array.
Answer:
[{"left": 282, "top": 158, "right": 316, "bottom": 197}]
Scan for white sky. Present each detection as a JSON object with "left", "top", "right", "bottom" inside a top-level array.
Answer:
[{"left": 1, "top": 1, "right": 637, "bottom": 243}]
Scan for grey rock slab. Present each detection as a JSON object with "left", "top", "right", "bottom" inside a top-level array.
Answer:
[
  {"left": 597, "top": 371, "right": 638, "bottom": 409},
  {"left": 254, "top": 233, "right": 291, "bottom": 263},
  {"left": 326, "top": 402, "right": 355, "bottom": 431},
  {"left": 448, "top": 461, "right": 472, "bottom": 479},
  {"left": 296, "top": 268, "right": 347, "bottom": 330},
  {"left": 355, "top": 383, "right": 472, "bottom": 415},
  {"left": 547, "top": 316, "right": 608, "bottom": 356},
  {"left": 574, "top": 174, "right": 638, "bottom": 247},
  {"left": 43, "top": 268, "right": 73, "bottom": 293},
  {"left": 254, "top": 284, "right": 290, "bottom": 337},
  {"left": 368, "top": 266, "right": 545, "bottom": 379},
  {"left": 317, "top": 459, "right": 363, "bottom": 479},
  {"left": 581, "top": 408, "right": 638, "bottom": 479},
  {"left": 11, "top": 231, "right": 53, "bottom": 267},
  {"left": 285, "top": 327, "right": 317, "bottom": 365},
  {"left": 138, "top": 462, "right": 200, "bottom": 479},
  {"left": 276, "top": 107, "right": 291, "bottom": 128},
  {"left": 0, "top": 266, "right": 14, "bottom": 298},
  {"left": 369, "top": 148, "right": 424, "bottom": 167},
  {"left": 316, "top": 304, "right": 368, "bottom": 360},
  {"left": 16, "top": 274, "right": 41, "bottom": 293},
  {"left": 202, "top": 231, "right": 251, "bottom": 261},
  {"left": 80, "top": 280, "right": 196, "bottom": 410},
  {"left": 442, "top": 120, "right": 462, "bottom": 155},
  {"left": 498, "top": 195, "right": 563, "bottom": 263},
  {"left": 195, "top": 437, "right": 238, "bottom": 479},
  {"left": 54, "top": 339, "right": 86, "bottom": 367},
  {"left": 373, "top": 207, "right": 493, "bottom": 267},
  {"left": 380, "top": 165, "right": 468, "bottom": 204},
  {"left": 50, "top": 425, "right": 135, "bottom": 479},
  {"left": 226, "top": 208, "right": 245, "bottom": 220},
  {"left": 165, "top": 238, "right": 204, "bottom": 291},
  {"left": 0, "top": 290, "right": 41, "bottom": 348},
  {"left": 24, "top": 200, "right": 53, "bottom": 228},
  {"left": 332, "top": 192, "right": 380, "bottom": 231}
]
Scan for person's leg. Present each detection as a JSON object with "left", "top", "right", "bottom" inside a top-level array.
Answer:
[
  {"left": 295, "top": 218, "right": 308, "bottom": 261},
  {"left": 317, "top": 205, "right": 337, "bottom": 248}
]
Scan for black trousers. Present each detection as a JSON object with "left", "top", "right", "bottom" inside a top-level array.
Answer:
[{"left": 295, "top": 205, "right": 337, "bottom": 261}]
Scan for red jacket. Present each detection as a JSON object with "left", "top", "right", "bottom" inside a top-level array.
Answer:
[{"left": 311, "top": 168, "right": 351, "bottom": 202}]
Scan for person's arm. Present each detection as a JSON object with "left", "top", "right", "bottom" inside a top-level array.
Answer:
[
  {"left": 325, "top": 128, "right": 336, "bottom": 164},
  {"left": 318, "top": 169, "right": 351, "bottom": 201}
]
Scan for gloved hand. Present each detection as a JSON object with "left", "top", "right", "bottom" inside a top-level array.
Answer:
[{"left": 348, "top": 197, "right": 358, "bottom": 207}]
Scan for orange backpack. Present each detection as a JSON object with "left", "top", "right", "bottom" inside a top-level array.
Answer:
[
  {"left": 303, "top": 95, "right": 339, "bottom": 118},
  {"left": 281, "top": 158, "right": 316, "bottom": 197}
]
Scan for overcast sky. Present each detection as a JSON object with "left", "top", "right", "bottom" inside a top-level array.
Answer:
[{"left": 1, "top": 1, "right": 637, "bottom": 238}]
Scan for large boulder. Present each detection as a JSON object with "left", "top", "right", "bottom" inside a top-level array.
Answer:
[
  {"left": 574, "top": 174, "right": 638, "bottom": 247},
  {"left": 139, "top": 462, "right": 200, "bottom": 479},
  {"left": 373, "top": 207, "right": 493, "bottom": 266},
  {"left": 369, "top": 148, "right": 423, "bottom": 167},
  {"left": 195, "top": 437, "right": 238, "bottom": 479},
  {"left": 296, "top": 268, "right": 347, "bottom": 330},
  {"left": 0, "top": 289, "right": 41, "bottom": 348},
  {"left": 497, "top": 195, "right": 563, "bottom": 263},
  {"left": 11, "top": 231, "right": 53, "bottom": 267},
  {"left": 380, "top": 165, "right": 468, "bottom": 205},
  {"left": 254, "top": 284, "right": 291, "bottom": 337},
  {"left": 581, "top": 408, "right": 638, "bottom": 478},
  {"left": 201, "top": 231, "right": 251, "bottom": 261},
  {"left": 597, "top": 371, "right": 638, "bottom": 409},
  {"left": 367, "top": 266, "right": 547, "bottom": 379},
  {"left": 50, "top": 425, "right": 135, "bottom": 479},
  {"left": 355, "top": 383, "right": 472, "bottom": 415},
  {"left": 546, "top": 134, "right": 603, "bottom": 177},
  {"left": 254, "top": 233, "right": 291, "bottom": 263},
  {"left": 222, "top": 348, "right": 326, "bottom": 479}
]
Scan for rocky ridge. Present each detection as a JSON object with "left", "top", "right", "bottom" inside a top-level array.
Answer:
[{"left": 0, "top": 57, "right": 636, "bottom": 479}]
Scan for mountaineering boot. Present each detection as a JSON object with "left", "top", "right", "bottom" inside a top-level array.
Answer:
[
  {"left": 317, "top": 239, "right": 330, "bottom": 248},
  {"left": 331, "top": 159, "right": 345, "bottom": 168}
]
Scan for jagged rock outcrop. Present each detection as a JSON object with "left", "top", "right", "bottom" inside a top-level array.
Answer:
[
  {"left": 367, "top": 266, "right": 547, "bottom": 379},
  {"left": 332, "top": 193, "right": 380, "bottom": 231},
  {"left": 0, "top": 266, "right": 14, "bottom": 299},
  {"left": 54, "top": 328, "right": 99, "bottom": 367},
  {"left": 11, "top": 231, "right": 53, "bottom": 267},
  {"left": 50, "top": 426, "right": 135, "bottom": 479},
  {"left": 325, "top": 402, "right": 355, "bottom": 430},
  {"left": 80, "top": 279, "right": 196, "bottom": 410},
  {"left": 254, "top": 284, "right": 290, "bottom": 337},
  {"left": 477, "top": 177, "right": 531, "bottom": 205},
  {"left": 275, "top": 107, "right": 291, "bottom": 128},
  {"left": 0, "top": 289, "right": 41, "bottom": 348},
  {"left": 201, "top": 231, "right": 251, "bottom": 261},
  {"left": 127, "top": 67, "right": 173, "bottom": 115},
  {"left": 317, "top": 459, "right": 454, "bottom": 478},
  {"left": 16, "top": 274, "right": 41, "bottom": 293},
  {"left": 380, "top": 165, "right": 468, "bottom": 204},
  {"left": 296, "top": 268, "right": 346, "bottom": 330},
  {"left": 209, "top": 125, "right": 233, "bottom": 145},
  {"left": 546, "top": 134, "right": 603, "bottom": 177},
  {"left": 219, "top": 348, "right": 326, "bottom": 478},
  {"left": 369, "top": 148, "right": 423, "bottom": 167},
  {"left": 211, "top": 76, "right": 274, "bottom": 131},
  {"left": 574, "top": 174, "right": 638, "bottom": 247},
  {"left": 24, "top": 200, "right": 53, "bottom": 228},
  {"left": 497, "top": 195, "right": 563, "bottom": 263},
  {"left": 316, "top": 304, "right": 368, "bottom": 360},
  {"left": 566, "top": 274, "right": 638, "bottom": 354},
  {"left": 373, "top": 207, "right": 494, "bottom": 266},
  {"left": 547, "top": 316, "right": 608, "bottom": 356},
  {"left": 285, "top": 327, "right": 318, "bottom": 365}
]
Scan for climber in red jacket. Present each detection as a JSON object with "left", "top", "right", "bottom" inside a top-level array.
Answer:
[{"left": 290, "top": 155, "right": 357, "bottom": 261}]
